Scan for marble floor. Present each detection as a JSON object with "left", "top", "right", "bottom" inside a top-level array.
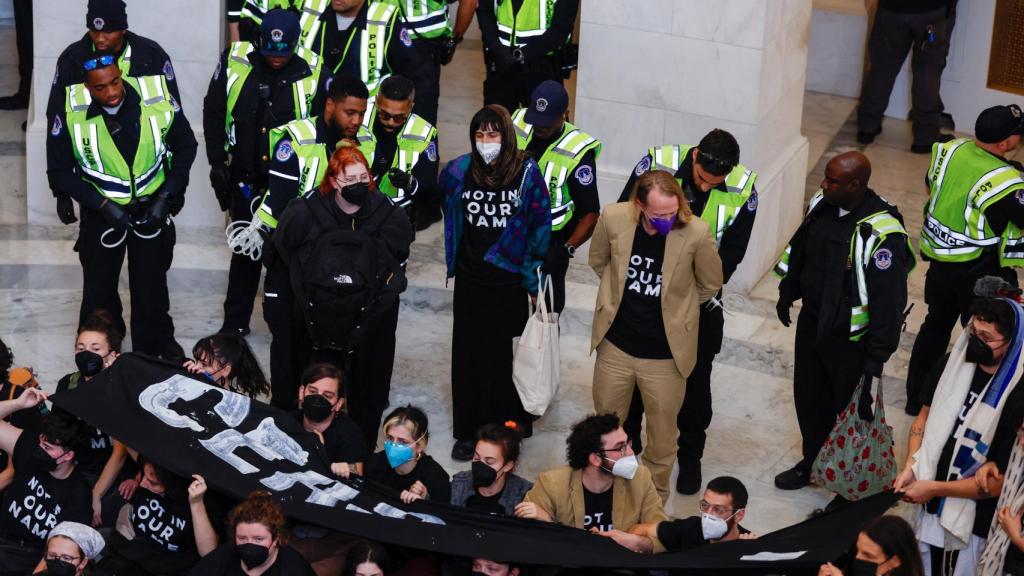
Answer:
[{"left": 3, "top": 30, "right": 1019, "bottom": 538}]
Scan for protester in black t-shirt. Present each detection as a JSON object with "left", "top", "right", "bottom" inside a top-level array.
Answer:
[
  {"left": 189, "top": 491, "right": 314, "bottom": 576},
  {"left": 31, "top": 520, "right": 107, "bottom": 576},
  {"left": 182, "top": 333, "right": 270, "bottom": 399},
  {"left": 0, "top": 390, "right": 92, "bottom": 574},
  {"left": 451, "top": 422, "right": 532, "bottom": 516},
  {"left": 364, "top": 405, "right": 450, "bottom": 504},
  {"left": 293, "top": 363, "right": 367, "bottom": 478}
]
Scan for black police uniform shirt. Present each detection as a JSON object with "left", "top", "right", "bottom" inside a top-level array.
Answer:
[
  {"left": 56, "top": 373, "right": 113, "bottom": 479},
  {"left": 46, "top": 31, "right": 183, "bottom": 123},
  {"left": 456, "top": 167, "right": 526, "bottom": 286},
  {"left": 582, "top": 486, "right": 613, "bottom": 532},
  {"left": 920, "top": 353, "right": 1024, "bottom": 538},
  {"left": 0, "top": 380, "right": 46, "bottom": 472},
  {"left": 47, "top": 84, "right": 199, "bottom": 212},
  {"left": 620, "top": 151, "right": 757, "bottom": 284},
  {"left": 0, "top": 432, "right": 91, "bottom": 546},
  {"left": 477, "top": 0, "right": 579, "bottom": 65},
  {"left": 656, "top": 516, "right": 751, "bottom": 552},
  {"left": 369, "top": 116, "right": 440, "bottom": 212},
  {"left": 189, "top": 542, "right": 315, "bottom": 576},
  {"left": 290, "top": 410, "right": 368, "bottom": 465},
  {"left": 364, "top": 451, "right": 451, "bottom": 503},
  {"left": 604, "top": 224, "right": 672, "bottom": 359},
  {"left": 524, "top": 133, "right": 599, "bottom": 244},
  {"left": 203, "top": 48, "right": 317, "bottom": 188}
]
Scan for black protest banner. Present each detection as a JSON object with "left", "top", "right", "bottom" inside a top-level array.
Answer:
[{"left": 51, "top": 354, "right": 897, "bottom": 572}]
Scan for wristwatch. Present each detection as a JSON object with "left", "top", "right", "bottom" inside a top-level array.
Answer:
[{"left": 564, "top": 243, "right": 576, "bottom": 257}]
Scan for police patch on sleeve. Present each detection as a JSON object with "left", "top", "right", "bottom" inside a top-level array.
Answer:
[
  {"left": 51, "top": 116, "right": 63, "bottom": 136},
  {"left": 276, "top": 139, "right": 295, "bottom": 162},
  {"left": 213, "top": 61, "right": 222, "bottom": 81},
  {"left": 575, "top": 164, "right": 594, "bottom": 186},
  {"left": 425, "top": 141, "right": 437, "bottom": 162},
  {"left": 746, "top": 190, "right": 758, "bottom": 212},
  {"left": 170, "top": 96, "right": 181, "bottom": 113},
  {"left": 635, "top": 156, "right": 651, "bottom": 176},
  {"left": 873, "top": 248, "right": 893, "bottom": 271},
  {"left": 325, "top": 75, "right": 334, "bottom": 92},
  {"left": 400, "top": 28, "right": 413, "bottom": 48},
  {"left": 163, "top": 60, "right": 175, "bottom": 82},
  {"left": 1016, "top": 189, "right": 1024, "bottom": 205}
]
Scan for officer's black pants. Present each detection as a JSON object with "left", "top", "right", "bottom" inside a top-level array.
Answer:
[
  {"left": 624, "top": 303, "right": 724, "bottom": 462},
  {"left": 793, "top": 307, "right": 865, "bottom": 470},
  {"left": 857, "top": 6, "right": 954, "bottom": 146},
  {"left": 76, "top": 206, "right": 176, "bottom": 356},
  {"left": 222, "top": 187, "right": 263, "bottom": 332},
  {"left": 264, "top": 258, "right": 305, "bottom": 411},
  {"left": 13, "top": 0, "right": 31, "bottom": 95},
  {"left": 483, "top": 60, "right": 562, "bottom": 115},
  {"left": 905, "top": 259, "right": 1016, "bottom": 409},
  {"left": 411, "top": 40, "right": 441, "bottom": 125}
]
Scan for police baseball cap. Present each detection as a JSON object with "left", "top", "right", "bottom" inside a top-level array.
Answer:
[
  {"left": 524, "top": 80, "right": 569, "bottom": 127},
  {"left": 87, "top": 0, "right": 128, "bottom": 32},
  {"left": 260, "top": 9, "right": 300, "bottom": 57},
  {"left": 976, "top": 104, "right": 1024, "bottom": 144}
]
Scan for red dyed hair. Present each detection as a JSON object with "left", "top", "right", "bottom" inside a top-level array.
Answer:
[{"left": 318, "top": 143, "right": 377, "bottom": 196}]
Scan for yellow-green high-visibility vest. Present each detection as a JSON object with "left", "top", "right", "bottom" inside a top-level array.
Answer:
[
  {"left": 647, "top": 144, "right": 757, "bottom": 244},
  {"left": 511, "top": 107, "right": 601, "bottom": 231},
  {"left": 65, "top": 75, "right": 175, "bottom": 205},
  {"left": 920, "top": 138, "right": 1024, "bottom": 266},
  {"left": 223, "top": 41, "right": 322, "bottom": 152},
  {"left": 260, "top": 118, "right": 328, "bottom": 228},
  {"left": 324, "top": 2, "right": 399, "bottom": 97},
  {"left": 381, "top": 0, "right": 451, "bottom": 39},
  {"left": 358, "top": 103, "right": 436, "bottom": 208},
  {"left": 241, "top": 0, "right": 330, "bottom": 52},
  {"left": 495, "top": 0, "right": 569, "bottom": 49}
]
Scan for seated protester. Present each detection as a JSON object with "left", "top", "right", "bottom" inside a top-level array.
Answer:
[
  {"left": 294, "top": 363, "right": 367, "bottom": 478},
  {"left": 0, "top": 337, "right": 47, "bottom": 477},
  {"left": 364, "top": 405, "right": 450, "bottom": 504},
  {"left": 0, "top": 391, "right": 92, "bottom": 574},
  {"left": 97, "top": 458, "right": 219, "bottom": 575},
  {"left": 343, "top": 540, "right": 392, "bottom": 576},
  {"left": 515, "top": 413, "right": 667, "bottom": 553},
  {"left": 31, "top": 521, "right": 106, "bottom": 576},
  {"left": 189, "top": 491, "right": 315, "bottom": 576},
  {"left": 472, "top": 558, "right": 521, "bottom": 576},
  {"left": 818, "top": 516, "right": 925, "bottom": 576},
  {"left": 183, "top": 333, "right": 270, "bottom": 399},
  {"left": 451, "top": 422, "right": 533, "bottom": 516},
  {"left": 894, "top": 298, "right": 1024, "bottom": 573},
  {"left": 627, "top": 476, "right": 756, "bottom": 553}
]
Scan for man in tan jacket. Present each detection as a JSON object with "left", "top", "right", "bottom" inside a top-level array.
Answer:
[
  {"left": 514, "top": 413, "right": 668, "bottom": 553},
  {"left": 589, "top": 170, "right": 723, "bottom": 499}
]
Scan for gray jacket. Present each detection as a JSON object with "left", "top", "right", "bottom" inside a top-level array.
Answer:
[{"left": 450, "top": 470, "right": 533, "bottom": 516}]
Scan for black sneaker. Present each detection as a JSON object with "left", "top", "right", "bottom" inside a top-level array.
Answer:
[
  {"left": 676, "top": 458, "right": 702, "bottom": 495},
  {"left": 911, "top": 133, "right": 955, "bottom": 154},
  {"left": 451, "top": 439, "right": 475, "bottom": 462},
  {"left": 774, "top": 465, "right": 810, "bottom": 490},
  {"left": 857, "top": 129, "right": 882, "bottom": 144}
]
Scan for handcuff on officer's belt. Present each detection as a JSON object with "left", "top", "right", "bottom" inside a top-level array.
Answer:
[
  {"left": 226, "top": 189, "right": 268, "bottom": 262},
  {"left": 100, "top": 201, "right": 168, "bottom": 249}
]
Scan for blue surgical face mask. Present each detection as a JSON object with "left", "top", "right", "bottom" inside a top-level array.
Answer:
[{"left": 384, "top": 439, "right": 419, "bottom": 468}]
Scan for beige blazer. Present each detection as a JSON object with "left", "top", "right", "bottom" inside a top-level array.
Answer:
[{"left": 589, "top": 202, "right": 723, "bottom": 377}]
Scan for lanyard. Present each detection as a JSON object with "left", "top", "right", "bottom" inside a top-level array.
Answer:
[{"left": 331, "top": 23, "right": 361, "bottom": 75}]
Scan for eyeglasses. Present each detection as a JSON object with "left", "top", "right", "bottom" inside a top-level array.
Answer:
[
  {"left": 699, "top": 500, "right": 739, "bottom": 517},
  {"left": 83, "top": 55, "right": 116, "bottom": 72},
  {"left": 598, "top": 439, "right": 631, "bottom": 457},
  {"left": 46, "top": 553, "right": 81, "bottom": 564},
  {"left": 969, "top": 322, "right": 1007, "bottom": 346},
  {"left": 377, "top": 110, "right": 410, "bottom": 125},
  {"left": 696, "top": 150, "right": 734, "bottom": 175}
]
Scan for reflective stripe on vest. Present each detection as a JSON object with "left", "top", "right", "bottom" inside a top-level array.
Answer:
[
  {"left": 298, "top": 0, "right": 331, "bottom": 51},
  {"left": 511, "top": 107, "right": 602, "bottom": 231},
  {"left": 358, "top": 104, "right": 436, "bottom": 207},
  {"left": 495, "top": 0, "right": 558, "bottom": 48},
  {"left": 362, "top": 2, "right": 398, "bottom": 95},
  {"left": 385, "top": 0, "right": 451, "bottom": 38},
  {"left": 920, "top": 138, "right": 1024, "bottom": 263},
  {"left": 849, "top": 211, "right": 912, "bottom": 341},
  {"left": 240, "top": 0, "right": 292, "bottom": 24},
  {"left": 66, "top": 76, "right": 174, "bottom": 204},
  {"left": 646, "top": 144, "right": 758, "bottom": 244},
  {"left": 260, "top": 118, "right": 328, "bottom": 228},
  {"left": 773, "top": 190, "right": 824, "bottom": 278},
  {"left": 223, "top": 42, "right": 322, "bottom": 151}
]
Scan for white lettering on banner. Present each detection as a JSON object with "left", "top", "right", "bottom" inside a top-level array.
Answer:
[
  {"left": 462, "top": 189, "right": 518, "bottom": 228},
  {"left": 625, "top": 254, "right": 662, "bottom": 297},
  {"left": 138, "top": 377, "right": 447, "bottom": 526}
]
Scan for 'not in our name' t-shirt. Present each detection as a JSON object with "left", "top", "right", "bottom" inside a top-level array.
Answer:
[
  {"left": 456, "top": 174, "right": 523, "bottom": 286},
  {"left": 606, "top": 224, "right": 672, "bottom": 359}
]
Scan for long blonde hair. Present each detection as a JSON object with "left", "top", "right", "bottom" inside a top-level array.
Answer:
[{"left": 629, "top": 170, "right": 693, "bottom": 227}]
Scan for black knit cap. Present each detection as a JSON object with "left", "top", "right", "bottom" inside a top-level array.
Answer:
[{"left": 87, "top": 0, "right": 128, "bottom": 32}]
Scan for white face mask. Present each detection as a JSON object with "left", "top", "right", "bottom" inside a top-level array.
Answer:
[
  {"left": 476, "top": 141, "right": 501, "bottom": 165},
  {"left": 701, "top": 512, "right": 734, "bottom": 541},
  {"left": 602, "top": 454, "right": 638, "bottom": 480}
]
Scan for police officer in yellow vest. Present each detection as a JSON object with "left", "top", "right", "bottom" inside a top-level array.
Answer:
[
  {"left": 260, "top": 75, "right": 370, "bottom": 410},
  {"left": 511, "top": 80, "right": 601, "bottom": 313},
  {"left": 356, "top": 75, "right": 438, "bottom": 233},
  {"left": 618, "top": 129, "right": 758, "bottom": 495},
  {"left": 904, "top": 105, "right": 1024, "bottom": 416},
  {"left": 477, "top": 0, "right": 579, "bottom": 113},
  {"left": 47, "top": 0, "right": 182, "bottom": 228},
  {"left": 203, "top": 9, "right": 322, "bottom": 336},
  {"left": 773, "top": 152, "right": 911, "bottom": 491},
  {"left": 46, "top": 55, "right": 198, "bottom": 361},
  {"left": 232, "top": 0, "right": 331, "bottom": 49}
]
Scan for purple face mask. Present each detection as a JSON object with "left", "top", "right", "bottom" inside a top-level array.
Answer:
[{"left": 646, "top": 212, "right": 677, "bottom": 236}]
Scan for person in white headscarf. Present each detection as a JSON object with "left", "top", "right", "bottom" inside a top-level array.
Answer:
[{"left": 32, "top": 521, "right": 105, "bottom": 575}]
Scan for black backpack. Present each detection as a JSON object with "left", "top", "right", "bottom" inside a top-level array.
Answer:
[{"left": 292, "top": 195, "right": 405, "bottom": 352}]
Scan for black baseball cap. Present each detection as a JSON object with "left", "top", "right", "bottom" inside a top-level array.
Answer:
[
  {"left": 524, "top": 80, "right": 568, "bottom": 127},
  {"left": 260, "top": 9, "right": 300, "bottom": 57},
  {"left": 976, "top": 104, "right": 1024, "bottom": 144},
  {"left": 87, "top": 0, "right": 128, "bottom": 32}
]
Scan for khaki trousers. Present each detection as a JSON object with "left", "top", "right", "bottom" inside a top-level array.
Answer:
[{"left": 592, "top": 340, "right": 686, "bottom": 502}]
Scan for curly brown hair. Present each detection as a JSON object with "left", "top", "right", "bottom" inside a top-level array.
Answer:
[{"left": 228, "top": 491, "right": 289, "bottom": 543}]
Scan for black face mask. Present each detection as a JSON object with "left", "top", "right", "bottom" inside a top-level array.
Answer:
[
  {"left": 340, "top": 182, "right": 370, "bottom": 205},
  {"left": 966, "top": 334, "right": 997, "bottom": 366},
  {"left": 237, "top": 543, "right": 271, "bottom": 570},
  {"left": 32, "top": 444, "right": 61, "bottom": 472},
  {"left": 471, "top": 460, "right": 499, "bottom": 488},
  {"left": 851, "top": 558, "right": 882, "bottom": 576},
  {"left": 44, "top": 558, "right": 78, "bottom": 576},
  {"left": 75, "top": 350, "right": 105, "bottom": 377},
  {"left": 301, "top": 394, "right": 334, "bottom": 423}
]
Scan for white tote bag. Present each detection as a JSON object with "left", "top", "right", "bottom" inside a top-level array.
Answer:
[{"left": 512, "top": 271, "right": 560, "bottom": 417}]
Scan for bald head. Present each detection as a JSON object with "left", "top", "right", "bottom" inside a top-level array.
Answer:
[{"left": 821, "top": 151, "right": 871, "bottom": 210}]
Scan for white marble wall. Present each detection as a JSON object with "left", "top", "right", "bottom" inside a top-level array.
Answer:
[
  {"left": 26, "top": 0, "right": 224, "bottom": 227},
  {"left": 805, "top": 4, "right": 868, "bottom": 98},
  {"left": 574, "top": 0, "right": 811, "bottom": 293}
]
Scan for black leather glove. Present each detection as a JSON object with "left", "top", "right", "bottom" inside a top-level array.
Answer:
[
  {"left": 99, "top": 200, "right": 131, "bottom": 231},
  {"left": 168, "top": 192, "right": 185, "bottom": 216},
  {"left": 56, "top": 195, "right": 77, "bottom": 225},
  {"left": 133, "top": 194, "right": 168, "bottom": 233},
  {"left": 543, "top": 243, "right": 571, "bottom": 276},
  {"left": 387, "top": 168, "right": 416, "bottom": 192},
  {"left": 490, "top": 47, "right": 515, "bottom": 72},
  {"left": 776, "top": 299, "right": 792, "bottom": 327},
  {"left": 438, "top": 36, "right": 458, "bottom": 66},
  {"left": 209, "top": 162, "right": 232, "bottom": 212}
]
